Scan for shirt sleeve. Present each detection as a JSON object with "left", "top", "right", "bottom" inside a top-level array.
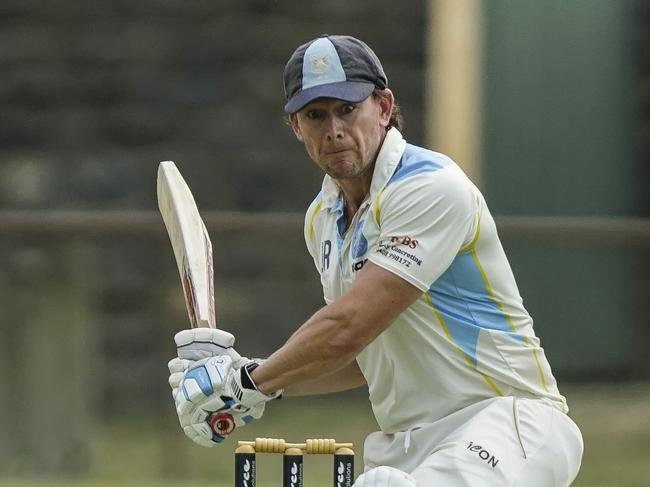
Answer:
[{"left": 368, "top": 166, "right": 479, "bottom": 292}]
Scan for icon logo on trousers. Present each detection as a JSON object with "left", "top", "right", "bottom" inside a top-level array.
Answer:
[{"left": 466, "top": 441, "right": 499, "bottom": 469}]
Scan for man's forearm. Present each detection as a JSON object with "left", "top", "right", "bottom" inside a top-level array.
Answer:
[
  {"left": 250, "top": 262, "right": 423, "bottom": 395},
  {"left": 250, "top": 300, "right": 364, "bottom": 394},
  {"left": 283, "top": 360, "right": 367, "bottom": 396}
]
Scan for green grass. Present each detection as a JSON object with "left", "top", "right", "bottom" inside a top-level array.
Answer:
[
  {"left": 1, "top": 384, "right": 648, "bottom": 487},
  {"left": 567, "top": 383, "right": 650, "bottom": 487}
]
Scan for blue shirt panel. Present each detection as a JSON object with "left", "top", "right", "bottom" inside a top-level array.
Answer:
[{"left": 387, "top": 144, "right": 452, "bottom": 187}]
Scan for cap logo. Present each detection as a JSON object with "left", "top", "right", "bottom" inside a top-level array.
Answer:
[
  {"left": 301, "top": 38, "right": 346, "bottom": 90},
  {"left": 310, "top": 55, "right": 330, "bottom": 74}
]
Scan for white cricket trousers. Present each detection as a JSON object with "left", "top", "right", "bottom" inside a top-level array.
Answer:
[{"left": 362, "top": 396, "right": 583, "bottom": 486}]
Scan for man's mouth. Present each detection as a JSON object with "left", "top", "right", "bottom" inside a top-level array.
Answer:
[{"left": 327, "top": 148, "right": 352, "bottom": 155}]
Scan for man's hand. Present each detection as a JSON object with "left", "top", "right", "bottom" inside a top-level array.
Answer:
[
  {"left": 168, "top": 355, "right": 281, "bottom": 447},
  {"left": 169, "top": 355, "right": 265, "bottom": 447}
]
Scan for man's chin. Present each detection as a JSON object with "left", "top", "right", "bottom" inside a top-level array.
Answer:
[{"left": 326, "top": 160, "right": 356, "bottom": 179}]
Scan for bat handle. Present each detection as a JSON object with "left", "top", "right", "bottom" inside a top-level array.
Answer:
[{"left": 209, "top": 412, "right": 236, "bottom": 437}]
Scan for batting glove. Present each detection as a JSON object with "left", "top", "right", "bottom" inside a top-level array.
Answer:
[
  {"left": 222, "top": 359, "right": 283, "bottom": 412},
  {"left": 168, "top": 328, "right": 246, "bottom": 397},
  {"left": 171, "top": 355, "right": 264, "bottom": 447},
  {"left": 174, "top": 328, "right": 245, "bottom": 367}
]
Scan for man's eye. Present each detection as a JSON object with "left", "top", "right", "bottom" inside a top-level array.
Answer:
[
  {"left": 341, "top": 104, "right": 356, "bottom": 114},
  {"left": 305, "top": 110, "right": 322, "bottom": 119}
]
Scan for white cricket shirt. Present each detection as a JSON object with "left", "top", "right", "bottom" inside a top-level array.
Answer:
[{"left": 303, "top": 128, "right": 567, "bottom": 433}]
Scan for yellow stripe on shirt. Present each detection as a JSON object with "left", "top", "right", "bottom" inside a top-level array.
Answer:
[
  {"left": 308, "top": 201, "right": 323, "bottom": 242},
  {"left": 374, "top": 189, "right": 384, "bottom": 226},
  {"left": 458, "top": 196, "right": 482, "bottom": 254},
  {"left": 469, "top": 247, "right": 550, "bottom": 393},
  {"left": 424, "top": 292, "right": 504, "bottom": 397}
]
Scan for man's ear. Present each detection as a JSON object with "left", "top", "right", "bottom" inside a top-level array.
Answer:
[
  {"left": 289, "top": 114, "right": 304, "bottom": 142},
  {"left": 377, "top": 89, "right": 394, "bottom": 128}
]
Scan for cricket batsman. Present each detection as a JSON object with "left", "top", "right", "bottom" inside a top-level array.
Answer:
[{"left": 167, "top": 35, "right": 584, "bottom": 486}]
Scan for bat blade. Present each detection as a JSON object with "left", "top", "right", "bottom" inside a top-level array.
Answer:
[{"left": 157, "top": 160, "right": 216, "bottom": 328}]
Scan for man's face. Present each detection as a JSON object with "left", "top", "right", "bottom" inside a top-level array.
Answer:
[{"left": 290, "top": 92, "right": 393, "bottom": 180}]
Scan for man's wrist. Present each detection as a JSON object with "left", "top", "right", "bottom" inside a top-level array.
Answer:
[
  {"left": 242, "top": 360, "right": 282, "bottom": 399},
  {"left": 240, "top": 361, "right": 260, "bottom": 390}
]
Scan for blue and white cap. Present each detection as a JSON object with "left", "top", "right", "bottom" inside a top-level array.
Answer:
[{"left": 283, "top": 34, "right": 388, "bottom": 114}]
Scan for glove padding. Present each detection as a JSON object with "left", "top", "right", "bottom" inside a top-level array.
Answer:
[
  {"left": 169, "top": 355, "right": 280, "bottom": 447},
  {"left": 174, "top": 328, "right": 245, "bottom": 367}
]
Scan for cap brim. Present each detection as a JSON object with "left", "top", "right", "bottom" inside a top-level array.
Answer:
[{"left": 284, "top": 81, "right": 375, "bottom": 114}]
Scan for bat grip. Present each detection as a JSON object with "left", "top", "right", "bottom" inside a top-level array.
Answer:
[{"left": 209, "top": 411, "right": 236, "bottom": 437}]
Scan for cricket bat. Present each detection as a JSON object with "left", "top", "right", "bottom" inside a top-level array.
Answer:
[
  {"left": 157, "top": 160, "right": 236, "bottom": 437},
  {"left": 157, "top": 160, "right": 216, "bottom": 328}
]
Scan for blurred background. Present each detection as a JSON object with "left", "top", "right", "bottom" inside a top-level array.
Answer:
[{"left": 0, "top": 0, "right": 648, "bottom": 486}]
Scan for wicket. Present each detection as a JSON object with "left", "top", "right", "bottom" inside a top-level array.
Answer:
[{"left": 235, "top": 438, "right": 355, "bottom": 487}]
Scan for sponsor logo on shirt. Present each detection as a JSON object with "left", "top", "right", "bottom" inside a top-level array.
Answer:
[
  {"left": 376, "top": 237, "right": 422, "bottom": 268},
  {"left": 389, "top": 235, "right": 418, "bottom": 249}
]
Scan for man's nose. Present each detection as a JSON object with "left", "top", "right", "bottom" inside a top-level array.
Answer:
[{"left": 325, "top": 115, "right": 345, "bottom": 140}]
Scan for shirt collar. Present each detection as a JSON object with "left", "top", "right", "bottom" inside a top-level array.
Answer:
[{"left": 319, "top": 127, "right": 406, "bottom": 209}]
